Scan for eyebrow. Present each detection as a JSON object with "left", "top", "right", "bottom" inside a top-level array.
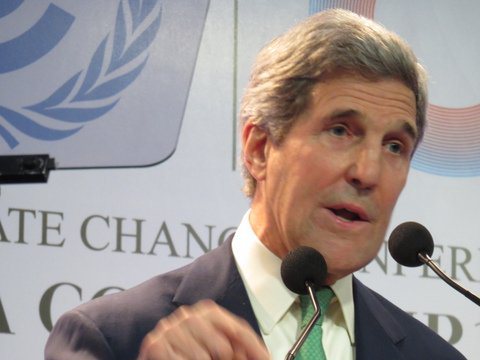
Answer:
[
  {"left": 402, "top": 121, "right": 418, "bottom": 143},
  {"left": 329, "top": 108, "right": 418, "bottom": 143}
]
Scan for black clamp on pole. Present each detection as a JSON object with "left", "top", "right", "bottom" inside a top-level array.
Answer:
[{"left": 0, "top": 154, "right": 56, "bottom": 184}]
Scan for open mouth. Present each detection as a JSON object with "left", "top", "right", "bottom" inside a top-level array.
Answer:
[{"left": 328, "top": 208, "right": 365, "bottom": 222}]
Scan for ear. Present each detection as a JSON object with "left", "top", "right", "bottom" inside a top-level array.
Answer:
[{"left": 242, "top": 120, "right": 270, "bottom": 182}]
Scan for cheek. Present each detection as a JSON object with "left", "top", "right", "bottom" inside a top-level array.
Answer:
[{"left": 381, "top": 169, "right": 409, "bottom": 209}]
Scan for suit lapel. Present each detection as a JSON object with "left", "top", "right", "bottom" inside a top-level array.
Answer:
[
  {"left": 172, "top": 239, "right": 412, "bottom": 358},
  {"left": 353, "top": 277, "right": 407, "bottom": 360},
  {"left": 172, "top": 236, "right": 261, "bottom": 336},
  {"left": 170, "top": 240, "right": 415, "bottom": 360}
]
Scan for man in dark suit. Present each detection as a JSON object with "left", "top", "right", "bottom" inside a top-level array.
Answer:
[{"left": 45, "top": 9, "right": 467, "bottom": 360}]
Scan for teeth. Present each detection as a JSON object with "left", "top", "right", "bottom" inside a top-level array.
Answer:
[
  {"left": 332, "top": 208, "right": 359, "bottom": 222},
  {"left": 338, "top": 214, "right": 353, "bottom": 222}
]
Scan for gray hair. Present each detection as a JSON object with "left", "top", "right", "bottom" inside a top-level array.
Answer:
[{"left": 240, "top": 8, "right": 428, "bottom": 197}]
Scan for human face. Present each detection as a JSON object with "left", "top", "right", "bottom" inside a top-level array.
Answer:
[{"left": 248, "top": 77, "right": 417, "bottom": 284}]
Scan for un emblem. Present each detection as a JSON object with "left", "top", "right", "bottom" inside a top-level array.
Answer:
[{"left": 0, "top": 0, "right": 209, "bottom": 167}]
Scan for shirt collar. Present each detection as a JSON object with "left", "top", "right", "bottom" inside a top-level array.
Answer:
[
  {"left": 232, "top": 210, "right": 355, "bottom": 343},
  {"left": 232, "top": 210, "right": 296, "bottom": 334},
  {"left": 330, "top": 273, "right": 356, "bottom": 345}
]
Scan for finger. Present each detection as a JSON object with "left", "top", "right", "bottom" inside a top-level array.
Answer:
[
  {"left": 140, "top": 300, "right": 269, "bottom": 360},
  {"left": 147, "top": 315, "right": 214, "bottom": 360},
  {"left": 172, "top": 302, "right": 237, "bottom": 359},
  {"left": 139, "top": 328, "right": 188, "bottom": 360},
  {"left": 173, "top": 309, "right": 233, "bottom": 359},
  {"left": 191, "top": 301, "right": 269, "bottom": 360},
  {"left": 140, "top": 303, "right": 234, "bottom": 360}
]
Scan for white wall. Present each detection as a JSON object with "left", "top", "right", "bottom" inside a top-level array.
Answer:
[{"left": 0, "top": 1, "right": 478, "bottom": 359}]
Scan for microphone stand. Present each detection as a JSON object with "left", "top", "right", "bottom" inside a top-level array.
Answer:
[
  {"left": 418, "top": 253, "right": 480, "bottom": 306},
  {"left": 285, "top": 281, "right": 320, "bottom": 360}
]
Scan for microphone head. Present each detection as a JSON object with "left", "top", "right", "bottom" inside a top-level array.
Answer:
[
  {"left": 388, "top": 221, "right": 434, "bottom": 267},
  {"left": 281, "top": 246, "right": 328, "bottom": 295}
]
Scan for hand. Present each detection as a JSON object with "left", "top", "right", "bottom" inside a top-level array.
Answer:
[{"left": 138, "top": 299, "right": 270, "bottom": 360}]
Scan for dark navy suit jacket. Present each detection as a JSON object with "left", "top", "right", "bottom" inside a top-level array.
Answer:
[{"left": 45, "top": 238, "right": 466, "bottom": 359}]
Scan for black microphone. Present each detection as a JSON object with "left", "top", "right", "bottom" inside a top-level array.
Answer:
[
  {"left": 388, "top": 221, "right": 434, "bottom": 267},
  {"left": 281, "top": 246, "right": 328, "bottom": 360},
  {"left": 388, "top": 222, "right": 480, "bottom": 306}
]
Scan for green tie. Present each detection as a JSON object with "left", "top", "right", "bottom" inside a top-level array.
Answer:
[{"left": 297, "top": 287, "right": 334, "bottom": 360}]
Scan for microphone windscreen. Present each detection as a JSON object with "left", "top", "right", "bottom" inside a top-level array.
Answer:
[
  {"left": 388, "top": 221, "right": 434, "bottom": 267},
  {"left": 281, "top": 246, "right": 327, "bottom": 295}
]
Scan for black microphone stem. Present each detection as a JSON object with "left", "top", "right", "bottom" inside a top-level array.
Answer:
[
  {"left": 418, "top": 253, "right": 480, "bottom": 306},
  {"left": 285, "top": 281, "right": 321, "bottom": 360}
]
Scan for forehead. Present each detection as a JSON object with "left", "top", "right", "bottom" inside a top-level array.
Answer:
[{"left": 305, "top": 76, "right": 417, "bottom": 130}]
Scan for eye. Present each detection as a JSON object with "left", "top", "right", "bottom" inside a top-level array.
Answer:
[
  {"left": 385, "top": 141, "right": 404, "bottom": 155},
  {"left": 328, "top": 124, "right": 349, "bottom": 137}
]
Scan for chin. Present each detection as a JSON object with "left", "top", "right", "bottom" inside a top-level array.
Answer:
[
  {"left": 325, "top": 261, "right": 364, "bottom": 283},
  {"left": 323, "top": 275, "right": 337, "bottom": 286}
]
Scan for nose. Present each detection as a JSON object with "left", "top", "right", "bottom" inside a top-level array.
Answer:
[{"left": 346, "top": 144, "right": 382, "bottom": 192}]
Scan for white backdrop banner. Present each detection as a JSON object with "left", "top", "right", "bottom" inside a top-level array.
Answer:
[{"left": 0, "top": 1, "right": 479, "bottom": 359}]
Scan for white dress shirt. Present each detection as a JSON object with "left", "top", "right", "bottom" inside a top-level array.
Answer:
[{"left": 232, "top": 210, "right": 355, "bottom": 360}]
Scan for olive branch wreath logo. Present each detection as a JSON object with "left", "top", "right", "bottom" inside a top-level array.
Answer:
[{"left": 0, "top": 0, "right": 162, "bottom": 149}]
